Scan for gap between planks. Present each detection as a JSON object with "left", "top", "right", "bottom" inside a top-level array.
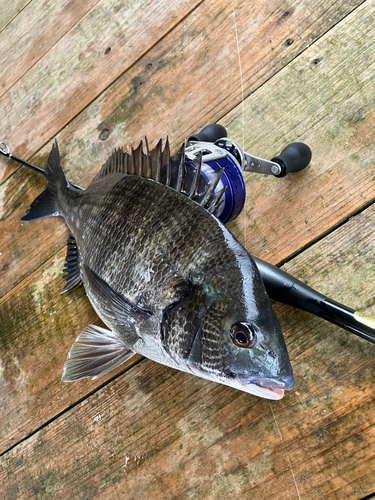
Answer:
[
  {"left": 0, "top": 0, "right": 206, "bottom": 183},
  {"left": 0, "top": 0, "right": 33, "bottom": 34},
  {"left": 0, "top": 0, "right": 366, "bottom": 190},
  {"left": 1, "top": 0, "right": 373, "bottom": 299},
  {"left": 276, "top": 196, "right": 375, "bottom": 268},
  {"left": 0, "top": 354, "right": 145, "bottom": 459}
]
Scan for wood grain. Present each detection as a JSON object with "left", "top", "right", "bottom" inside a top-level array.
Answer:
[
  {"left": 0, "top": 0, "right": 371, "bottom": 298},
  {"left": 0, "top": 0, "right": 364, "bottom": 183},
  {"left": 0, "top": 0, "right": 204, "bottom": 183},
  {"left": 1, "top": 204, "right": 374, "bottom": 498},
  {"left": 0, "top": 243, "right": 142, "bottom": 454},
  {"left": 1, "top": 0, "right": 374, "bottom": 497},
  {"left": 0, "top": 0, "right": 101, "bottom": 99},
  {"left": 225, "top": 0, "right": 375, "bottom": 265},
  {"left": 0, "top": 0, "right": 31, "bottom": 33}
]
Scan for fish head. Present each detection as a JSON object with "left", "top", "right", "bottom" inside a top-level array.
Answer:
[{"left": 186, "top": 257, "right": 294, "bottom": 400}]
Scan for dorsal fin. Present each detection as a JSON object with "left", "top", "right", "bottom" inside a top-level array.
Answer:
[{"left": 92, "top": 137, "right": 225, "bottom": 213}]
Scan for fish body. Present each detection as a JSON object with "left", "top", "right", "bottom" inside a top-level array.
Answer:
[{"left": 22, "top": 140, "right": 294, "bottom": 400}]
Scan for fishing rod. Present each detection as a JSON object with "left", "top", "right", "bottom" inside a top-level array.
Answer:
[
  {"left": 0, "top": 142, "right": 84, "bottom": 190},
  {"left": 0, "top": 142, "right": 47, "bottom": 176},
  {"left": 1, "top": 132, "right": 374, "bottom": 344},
  {"left": 254, "top": 257, "right": 375, "bottom": 344}
]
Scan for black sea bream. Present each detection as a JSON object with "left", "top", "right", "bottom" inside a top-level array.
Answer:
[{"left": 21, "top": 139, "right": 294, "bottom": 400}]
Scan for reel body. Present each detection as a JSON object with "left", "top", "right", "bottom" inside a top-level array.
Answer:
[{"left": 185, "top": 124, "right": 312, "bottom": 223}]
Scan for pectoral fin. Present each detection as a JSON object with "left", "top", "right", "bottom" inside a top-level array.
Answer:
[
  {"left": 84, "top": 265, "right": 152, "bottom": 324},
  {"left": 62, "top": 325, "right": 135, "bottom": 382}
]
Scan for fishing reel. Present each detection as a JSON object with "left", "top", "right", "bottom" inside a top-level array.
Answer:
[{"left": 185, "top": 124, "right": 312, "bottom": 223}]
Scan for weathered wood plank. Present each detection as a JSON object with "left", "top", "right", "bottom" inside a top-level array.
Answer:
[
  {"left": 0, "top": 0, "right": 31, "bottom": 33},
  {"left": 0, "top": 0, "right": 101, "bottom": 99},
  {"left": 0, "top": 0, "right": 374, "bottom": 458},
  {"left": 1, "top": 0, "right": 373, "bottom": 297},
  {"left": 0, "top": 0, "right": 365, "bottom": 184},
  {"left": 0, "top": 2, "right": 374, "bottom": 295},
  {"left": 0, "top": 0, "right": 374, "bottom": 496},
  {"left": 1, "top": 204, "right": 374, "bottom": 498},
  {"left": 224, "top": 0, "right": 375, "bottom": 265},
  {"left": 0, "top": 0, "right": 204, "bottom": 184},
  {"left": 0, "top": 243, "right": 142, "bottom": 454},
  {"left": 1, "top": 367, "right": 374, "bottom": 499}
]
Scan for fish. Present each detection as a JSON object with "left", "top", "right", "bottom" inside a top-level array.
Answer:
[{"left": 20, "top": 138, "right": 294, "bottom": 400}]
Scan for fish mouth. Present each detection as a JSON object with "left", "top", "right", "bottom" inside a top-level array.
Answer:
[{"left": 236, "top": 374, "right": 295, "bottom": 400}]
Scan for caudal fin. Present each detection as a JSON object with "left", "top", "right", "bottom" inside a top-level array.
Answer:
[{"left": 22, "top": 140, "right": 69, "bottom": 221}]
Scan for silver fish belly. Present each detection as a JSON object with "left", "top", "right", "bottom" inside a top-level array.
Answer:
[{"left": 21, "top": 140, "right": 294, "bottom": 400}]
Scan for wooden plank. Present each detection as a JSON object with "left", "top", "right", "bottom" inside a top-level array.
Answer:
[
  {"left": 0, "top": 0, "right": 204, "bottom": 183},
  {"left": 224, "top": 0, "right": 375, "bottom": 265},
  {"left": 0, "top": 0, "right": 374, "bottom": 456},
  {"left": 0, "top": 0, "right": 364, "bottom": 183},
  {"left": 0, "top": 0, "right": 372, "bottom": 299},
  {"left": 1, "top": 204, "right": 374, "bottom": 498},
  {"left": 0, "top": 0, "right": 374, "bottom": 496},
  {"left": 0, "top": 0, "right": 31, "bottom": 33},
  {"left": 0, "top": 0, "right": 101, "bottom": 99},
  {"left": 0, "top": 243, "right": 142, "bottom": 453}
]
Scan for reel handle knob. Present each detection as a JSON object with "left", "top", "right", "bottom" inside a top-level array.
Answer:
[
  {"left": 188, "top": 124, "right": 227, "bottom": 143},
  {"left": 271, "top": 142, "right": 312, "bottom": 177}
]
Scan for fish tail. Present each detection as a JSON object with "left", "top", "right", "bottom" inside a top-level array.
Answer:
[{"left": 21, "top": 140, "right": 70, "bottom": 221}]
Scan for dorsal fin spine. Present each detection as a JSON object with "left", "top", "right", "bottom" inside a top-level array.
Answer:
[
  {"left": 138, "top": 140, "right": 143, "bottom": 177},
  {"left": 130, "top": 144, "right": 134, "bottom": 174},
  {"left": 155, "top": 138, "right": 162, "bottom": 182},
  {"left": 200, "top": 167, "right": 224, "bottom": 207},
  {"left": 123, "top": 148, "right": 128, "bottom": 174},
  {"left": 114, "top": 149, "right": 119, "bottom": 174},
  {"left": 175, "top": 141, "right": 185, "bottom": 192},
  {"left": 207, "top": 185, "right": 226, "bottom": 213},
  {"left": 189, "top": 151, "right": 202, "bottom": 198},
  {"left": 145, "top": 137, "right": 152, "bottom": 178},
  {"left": 164, "top": 137, "right": 171, "bottom": 187},
  {"left": 92, "top": 136, "right": 225, "bottom": 218}
]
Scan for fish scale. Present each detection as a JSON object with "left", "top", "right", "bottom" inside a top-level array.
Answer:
[
  {"left": 79, "top": 175, "right": 237, "bottom": 316},
  {"left": 3, "top": 125, "right": 375, "bottom": 396},
  {"left": 17, "top": 139, "right": 294, "bottom": 399},
  {"left": 78, "top": 178, "right": 198, "bottom": 308}
]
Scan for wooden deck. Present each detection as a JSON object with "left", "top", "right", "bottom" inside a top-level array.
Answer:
[{"left": 0, "top": 0, "right": 374, "bottom": 498}]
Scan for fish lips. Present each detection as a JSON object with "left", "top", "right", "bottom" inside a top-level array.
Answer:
[
  {"left": 236, "top": 373, "right": 295, "bottom": 400},
  {"left": 236, "top": 373, "right": 295, "bottom": 391}
]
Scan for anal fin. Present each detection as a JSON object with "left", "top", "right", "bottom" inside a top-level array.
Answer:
[
  {"left": 62, "top": 325, "right": 135, "bottom": 382},
  {"left": 61, "top": 235, "right": 82, "bottom": 293}
]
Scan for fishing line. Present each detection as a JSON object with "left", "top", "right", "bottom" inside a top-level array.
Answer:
[
  {"left": 231, "top": 0, "right": 247, "bottom": 249},
  {"left": 270, "top": 402, "right": 303, "bottom": 500}
]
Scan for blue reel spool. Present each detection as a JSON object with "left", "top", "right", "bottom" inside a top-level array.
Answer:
[{"left": 184, "top": 141, "right": 246, "bottom": 224}]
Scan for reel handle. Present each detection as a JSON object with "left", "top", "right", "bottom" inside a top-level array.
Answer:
[
  {"left": 188, "top": 124, "right": 227, "bottom": 143},
  {"left": 271, "top": 142, "right": 312, "bottom": 177}
]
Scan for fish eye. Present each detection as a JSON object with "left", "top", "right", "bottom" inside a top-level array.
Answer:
[{"left": 230, "top": 323, "right": 256, "bottom": 348}]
